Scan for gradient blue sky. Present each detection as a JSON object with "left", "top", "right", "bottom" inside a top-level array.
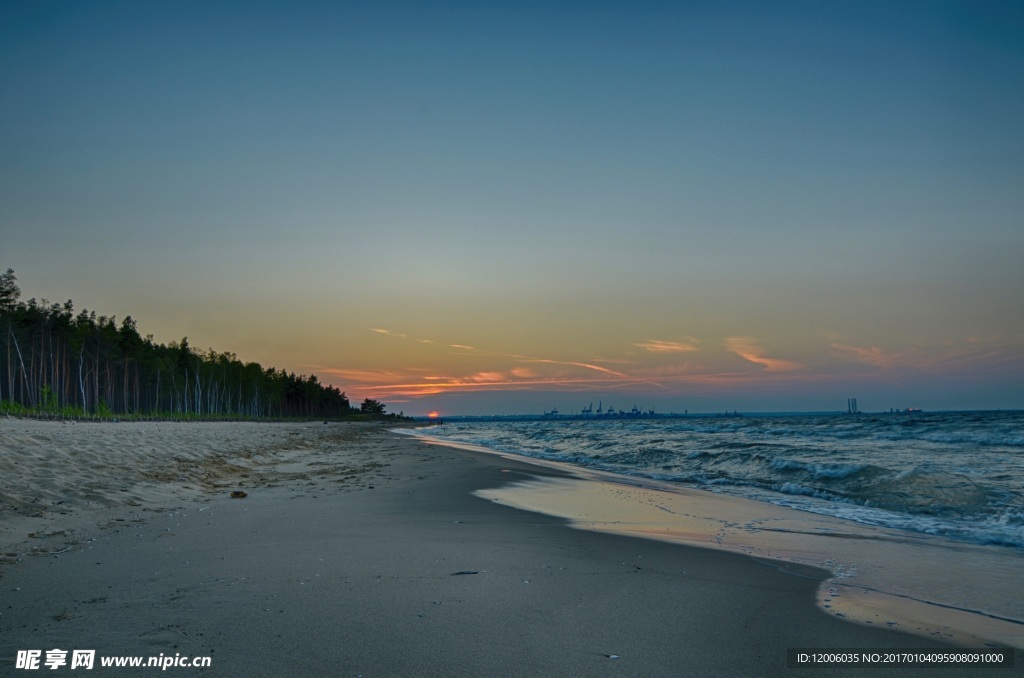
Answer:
[{"left": 3, "top": 1, "right": 1023, "bottom": 415}]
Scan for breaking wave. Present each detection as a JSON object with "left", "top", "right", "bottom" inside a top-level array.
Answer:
[{"left": 417, "top": 411, "right": 1024, "bottom": 549}]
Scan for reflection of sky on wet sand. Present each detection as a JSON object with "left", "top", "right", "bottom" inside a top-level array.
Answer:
[{"left": 475, "top": 473, "right": 1023, "bottom": 649}]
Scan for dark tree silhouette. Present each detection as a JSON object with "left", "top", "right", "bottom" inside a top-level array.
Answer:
[
  {"left": 0, "top": 269, "right": 374, "bottom": 419},
  {"left": 0, "top": 269, "right": 19, "bottom": 310}
]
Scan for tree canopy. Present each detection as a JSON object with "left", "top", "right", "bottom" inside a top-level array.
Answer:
[
  {"left": 0, "top": 269, "right": 19, "bottom": 310},
  {"left": 1, "top": 269, "right": 379, "bottom": 419},
  {"left": 360, "top": 398, "right": 387, "bottom": 415}
]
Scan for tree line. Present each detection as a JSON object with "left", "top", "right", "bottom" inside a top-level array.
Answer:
[{"left": 1, "top": 269, "right": 390, "bottom": 419}]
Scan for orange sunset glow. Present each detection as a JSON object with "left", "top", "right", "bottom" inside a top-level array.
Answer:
[{"left": 313, "top": 326, "right": 1024, "bottom": 415}]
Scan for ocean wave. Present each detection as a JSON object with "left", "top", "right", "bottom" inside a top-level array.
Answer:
[
  {"left": 986, "top": 507, "right": 1024, "bottom": 527},
  {"left": 728, "top": 488, "right": 1024, "bottom": 550},
  {"left": 919, "top": 432, "right": 1024, "bottom": 447},
  {"left": 418, "top": 411, "right": 1024, "bottom": 550},
  {"left": 778, "top": 482, "right": 845, "bottom": 502},
  {"left": 871, "top": 470, "right": 991, "bottom": 512},
  {"left": 769, "top": 458, "right": 870, "bottom": 479}
]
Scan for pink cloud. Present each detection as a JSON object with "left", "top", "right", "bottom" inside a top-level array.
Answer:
[{"left": 725, "top": 337, "right": 802, "bottom": 372}]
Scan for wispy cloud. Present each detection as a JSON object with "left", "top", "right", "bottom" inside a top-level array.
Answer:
[
  {"left": 372, "top": 328, "right": 474, "bottom": 351},
  {"left": 313, "top": 328, "right": 1023, "bottom": 407},
  {"left": 524, "top": 358, "right": 630, "bottom": 378},
  {"left": 725, "top": 337, "right": 802, "bottom": 372},
  {"left": 633, "top": 339, "right": 699, "bottom": 353},
  {"left": 372, "top": 328, "right": 407, "bottom": 338},
  {"left": 354, "top": 374, "right": 636, "bottom": 399},
  {"left": 320, "top": 368, "right": 413, "bottom": 383},
  {"left": 345, "top": 330, "right": 828, "bottom": 399},
  {"left": 829, "top": 342, "right": 898, "bottom": 367},
  {"left": 830, "top": 336, "right": 1024, "bottom": 374},
  {"left": 370, "top": 327, "right": 628, "bottom": 378}
]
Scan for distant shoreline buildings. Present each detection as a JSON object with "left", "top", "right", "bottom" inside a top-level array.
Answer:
[{"left": 546, "top": 401, "right": 659, "bottom": 418}]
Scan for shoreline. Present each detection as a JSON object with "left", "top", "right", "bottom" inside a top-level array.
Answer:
[
  {"left": 403, "top": 430, "right": 1024, "bottom": 650},
  {"left": 1, "top": 420, "right": 1015, "bottom": 675}
]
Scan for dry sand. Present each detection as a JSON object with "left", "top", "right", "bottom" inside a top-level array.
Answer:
[{"left": 0, "top": 419, "right": 1017, "bottom": 676}]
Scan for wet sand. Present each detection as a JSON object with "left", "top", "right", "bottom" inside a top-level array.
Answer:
[
  {"left": 0, "top": 420, "right": 1017, "bottom": 676},
  {"left": 461, "top": 455, "right": 1024, "bottom": 651}
]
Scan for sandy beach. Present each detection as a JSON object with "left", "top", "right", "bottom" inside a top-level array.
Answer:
[{"left": 1, "top": 420, "right": 1017, "bottom": 676}]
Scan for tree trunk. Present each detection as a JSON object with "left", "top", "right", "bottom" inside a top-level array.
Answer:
[
  {"left": 78, "top": 345, "right": 86, "bottom": 411},
  {"left": 9, "top": 325, "right": 30, "bottom": 406}
]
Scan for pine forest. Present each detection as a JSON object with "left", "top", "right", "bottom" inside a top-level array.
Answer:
[{"left": 0, "top": 269, "right": 386, "bottom": 419}]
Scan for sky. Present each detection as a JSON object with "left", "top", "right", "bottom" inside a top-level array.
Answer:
[{"left": 2, "top": 1, "right": 1023, "bottom": 416}]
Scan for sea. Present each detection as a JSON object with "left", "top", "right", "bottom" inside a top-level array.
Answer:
[
  {"left": 415, "top": 411, "right": 1024, "bottom": 550},
  {"left": 407, "top": 410, "right": 1024, "bottom": 647}
]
